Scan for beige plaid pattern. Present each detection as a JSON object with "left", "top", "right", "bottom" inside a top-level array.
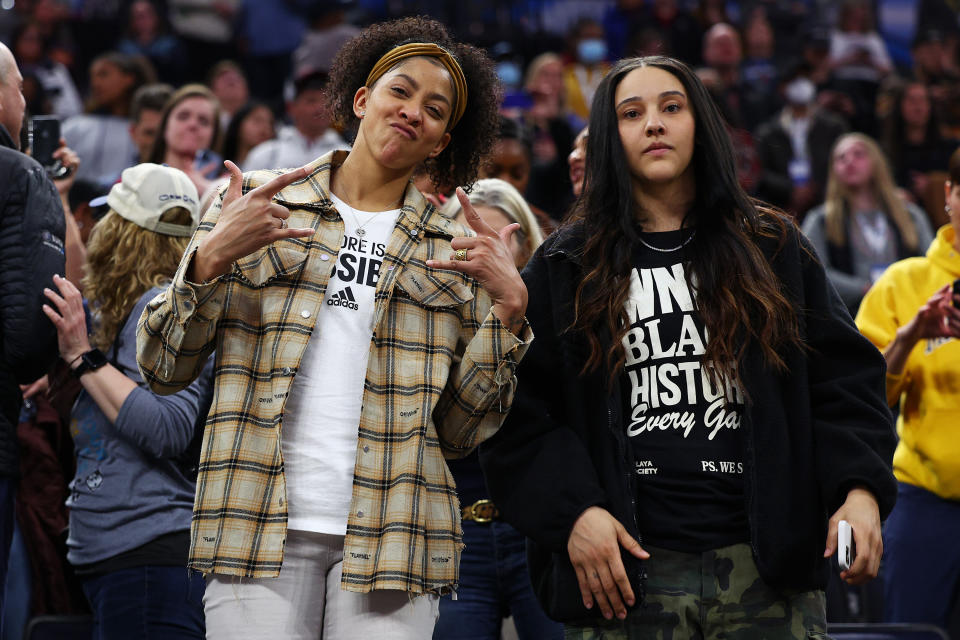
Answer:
[{"left": 136, "top": 150, "right": 531, "bottom": 594}]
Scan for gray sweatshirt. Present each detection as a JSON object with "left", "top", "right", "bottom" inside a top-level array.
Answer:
[
  {"left": 66, "top": 287, "right": 213, "bottom": 565},
  {"left": 801, "top": 203, "right": 934, "bottom": 313}
]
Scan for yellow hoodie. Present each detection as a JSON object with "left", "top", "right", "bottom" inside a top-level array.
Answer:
[{"left": 856, "top": 225, "right": 960, "bottom": 500}]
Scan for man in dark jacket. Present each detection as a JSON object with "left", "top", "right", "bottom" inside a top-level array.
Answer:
[
  {"left": 755, "top": 66, "right": 848, "bottom": 219},
  {"left": 0, "top": 41, "right": 66, "bottom": 621},
  {"left": 480, "top": 220, "right": 897, "bottom": 629}
]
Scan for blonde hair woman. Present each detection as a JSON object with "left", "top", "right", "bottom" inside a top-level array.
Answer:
[
  {"left": 42, "top": 164, "right": 213, "bottom": 638},
  {"left": 802, "top": 133, "right": 933, "bottom": 313},
  {"left": 525, "top": 53, "right": 566, "bottom": 116},
  {"left": 443, "top": 178, "right": 544, "bottom": 268}
]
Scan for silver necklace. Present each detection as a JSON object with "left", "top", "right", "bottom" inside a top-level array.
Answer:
[
  {"left": 637, "top": 229, "right": 696, "bottom": 253},
  {"left": 340, "top": 201, "right": 381, "bottom": 237}
]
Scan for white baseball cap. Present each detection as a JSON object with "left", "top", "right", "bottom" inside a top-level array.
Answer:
[{"left": 107, "top": 163, "right": 200, "bottom": 237}]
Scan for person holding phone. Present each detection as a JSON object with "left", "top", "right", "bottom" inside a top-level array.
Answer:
[
  {"left": 855, "top": 147, "right": 960, "bottom": 630},
  {"left": 479, "top": 56, "right": 897, "bottom": 638},
  {"left": 0, "top": 41, "right": 66, "bottom": 623},
  {"left": 146, "top": 83, "right": 224, "bottom": 199},
  {"left": 137, "top": 17, "right": 530, "bottom": 639}
]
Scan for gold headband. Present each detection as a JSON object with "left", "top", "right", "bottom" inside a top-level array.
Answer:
[{"left": 365, "top": 42, "right": 468, "bottom": 130}]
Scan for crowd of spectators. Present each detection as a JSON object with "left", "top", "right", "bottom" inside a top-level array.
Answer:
[
  {"left": 1, "top": 1, "right": 957, "bottom": 227},
  {"left": 3, "top": 0, "right": 960, "bottom": 637}
]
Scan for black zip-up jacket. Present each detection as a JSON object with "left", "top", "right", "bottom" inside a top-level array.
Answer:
[
  {"left": 480, "top": 219, "right": 897, "bottom": 622},
  {"left": 0, "top": 124, "right": 65, "bottom": 477}
]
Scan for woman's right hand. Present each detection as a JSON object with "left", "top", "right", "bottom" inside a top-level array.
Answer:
[
  {"left": 903, "top": 283, "right": 960, "bottom": 342},
  {"left": 568, "top": 506, "right": 649, "bottom": 621},
  {"left": 191, "top": 161, "right": 314, "bottom": 282}
]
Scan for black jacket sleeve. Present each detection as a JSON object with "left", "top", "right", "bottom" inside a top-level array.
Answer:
[
  {"left": 479, "top": 242, "right": 608, "bottom": 552},
  {"left": 795, "top": 231, "right": 898, "bottom": 518},
  {"left": 0, "top": 153, "right": 65, "bottom": 383}
]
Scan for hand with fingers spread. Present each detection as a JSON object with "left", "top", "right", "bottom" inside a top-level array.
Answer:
[
  {"left": 191, "top": 160, "right": 315, "bottom": 283},
  {"left": 42, "top": 274, "right": 92, "bottom": 365},
  {"left": 568, "top": 506, "right": 649, "bottom": 620},
  {"left": 426, "top": 187, "right": 528, "bottom": 333},
  {"left": 824, "top": 487, "right": 882, "bottom": 585}
]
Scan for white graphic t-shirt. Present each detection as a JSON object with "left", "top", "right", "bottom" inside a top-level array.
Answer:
[
  {"left": 622, "top": 229, "right": 750, "bottom": 552},
  {"left": 281, "top": 193, "right": 400, "bottom": 534}
]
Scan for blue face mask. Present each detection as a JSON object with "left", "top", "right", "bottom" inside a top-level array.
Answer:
[
  {"left": 577, "top": 38, "right": 608, "bottom": 65},
  {"left": 496, "top": 61, "right": 522, "bottom": 89}
]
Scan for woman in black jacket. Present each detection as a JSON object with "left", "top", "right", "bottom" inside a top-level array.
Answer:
[{"left": 480, "top": 56, "right": 897, "bottom": 638}]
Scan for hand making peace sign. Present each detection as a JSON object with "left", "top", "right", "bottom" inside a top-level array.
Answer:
[
  {"left": 426, "top": 187, "right": 528, "bottom": 333},
  {"left": 191, "top": 160, "right": 315, "bottom": 282}
]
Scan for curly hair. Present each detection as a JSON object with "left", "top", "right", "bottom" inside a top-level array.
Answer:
[
  {"left": 326, "top": 16, "right": 501, "bottom": 191},
  {"left": 83, "top": 209, "right": 192, "bottom": 350}
]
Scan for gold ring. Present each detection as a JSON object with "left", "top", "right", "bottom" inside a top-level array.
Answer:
[{"left": 454, "top": 248, "right": 468, "bottom": 261}]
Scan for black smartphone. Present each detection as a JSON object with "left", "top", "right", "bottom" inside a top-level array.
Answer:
[
  {"left": 953, "top": 278, "right": 960, "bottom": 309},
  {"left": 29, "top": 116, "right": 70, "bottom": 179}
]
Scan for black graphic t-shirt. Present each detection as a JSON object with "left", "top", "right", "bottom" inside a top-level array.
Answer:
[{"left": 622, "top": 229, "right": 750, "bottom": 552}]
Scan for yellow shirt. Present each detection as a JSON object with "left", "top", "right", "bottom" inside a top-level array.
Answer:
[
  {"left": 856, "top": 225, "right": 960, "bottom": 499},
  {"left": 562, "top": 62, "right": 610, "bottom": 120}
]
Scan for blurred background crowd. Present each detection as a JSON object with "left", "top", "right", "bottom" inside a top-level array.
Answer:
[
  {"left": 3, "top": 0, "right": 959, "bottom": 227},
  {"left": 4, "top": 0, "right": 960, "bottom": 638}
]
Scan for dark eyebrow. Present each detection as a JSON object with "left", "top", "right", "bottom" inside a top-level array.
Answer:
[
  {"left": 615, "top": 90, "right": 686, "bottom": 110},
  {"left": 394, "top": 73, "right": 452, "bottom": 106}
]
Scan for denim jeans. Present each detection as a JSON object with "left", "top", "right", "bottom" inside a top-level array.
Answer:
[
  {"left": 883, "top": 482, "right": 960, "bottom": 629},
  {"left": 434, "top": 520, "right": 562, "bottom": 640},
  {"left": 81, "top": 565, "right": 205, "bottom": 639}
]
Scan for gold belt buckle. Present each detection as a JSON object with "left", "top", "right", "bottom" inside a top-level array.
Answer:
[{"left": 464, "top": 499, "right": 499, "bottom": 523}]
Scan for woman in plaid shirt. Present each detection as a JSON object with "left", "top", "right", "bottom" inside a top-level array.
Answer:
[{"left": 137, "top": 16, "right": 532, "bottom": 640}]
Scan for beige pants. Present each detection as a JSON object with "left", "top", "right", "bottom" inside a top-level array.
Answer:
[{"left": 203, "top": 530, "right": 439, "bottom": 640}]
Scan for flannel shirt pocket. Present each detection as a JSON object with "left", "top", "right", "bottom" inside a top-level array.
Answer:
[
  {"left": 396, "top": 265, "right": 474, "bottom": 308},
  {"left": 235, "top": 245, "right": 308, "bottom": 287}
]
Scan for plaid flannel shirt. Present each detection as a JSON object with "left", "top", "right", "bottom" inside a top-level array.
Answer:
[{"left": 136, "top": 150, "right": 532, "bottom": 594}]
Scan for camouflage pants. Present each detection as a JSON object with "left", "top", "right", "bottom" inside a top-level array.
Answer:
[{"left": 564, "top": 543, "right": 827, "bottom": 640}]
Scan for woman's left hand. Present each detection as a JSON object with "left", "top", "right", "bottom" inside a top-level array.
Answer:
[
  {"left": 824, "top": 486, "right": 882, "bottom": 585},
  {"left": 42, "top": 274, "right": 92, "bottom": 365},
  {"left": 426, "top": 188, "right": 528, "bottom": 332}
]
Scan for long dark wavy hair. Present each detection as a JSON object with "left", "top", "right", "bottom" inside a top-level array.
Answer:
[{"left": 568, "top": 56, "right": 802, "bottom": 388}]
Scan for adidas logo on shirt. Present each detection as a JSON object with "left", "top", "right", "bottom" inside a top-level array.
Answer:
[{"left": 327, "top": 286, "right": 359, "bottom": 310}]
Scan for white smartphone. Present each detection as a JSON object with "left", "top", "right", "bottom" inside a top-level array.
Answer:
[{"left": 838, "top": 520, "right": 855, "bottom": 571}]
